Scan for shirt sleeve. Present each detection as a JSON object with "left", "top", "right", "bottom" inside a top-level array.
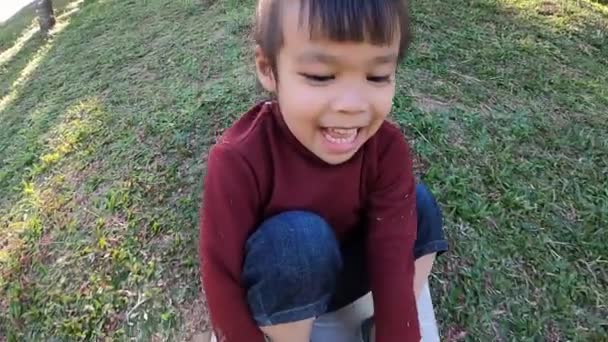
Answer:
[
  {"left": 199, "top": 144, "right": 266, "bottom": 342},
  {"left": 366, "top": 129, "right": 420, "bottom": 342}
]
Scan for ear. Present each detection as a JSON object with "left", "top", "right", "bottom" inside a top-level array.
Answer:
[{"left": 255, "top": 45, "right": 277, "bottom": 93}]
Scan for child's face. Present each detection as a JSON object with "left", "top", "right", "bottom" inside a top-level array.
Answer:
[{"left": 257, "top": 2, "right": 400, "bottom": 165}]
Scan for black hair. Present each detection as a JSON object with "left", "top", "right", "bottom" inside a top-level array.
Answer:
[{"left": 255, "top": 0, "right": 412, "bottom": 77}]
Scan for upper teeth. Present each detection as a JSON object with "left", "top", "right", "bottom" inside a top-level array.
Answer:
[{"left": 329, "top": 128, "right": 357, "bottom": 134}]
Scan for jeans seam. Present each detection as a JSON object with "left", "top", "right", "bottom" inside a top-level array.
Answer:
[
  {"left": 415, "top": 240, "right": 449, "bottom": 259},
  {"left": 255, "top": 293, "right": 331, "bottom": 326},
  {"left": 256, "top": 286, "right": 268, "bottom": 325}
]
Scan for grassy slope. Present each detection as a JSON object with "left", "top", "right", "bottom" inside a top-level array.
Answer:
[
  {"left": 0, "top": 0, "right": 606, "bottom": 340},
  {"left": 0, "top": 0, "right": 73, "bottom": 51}
]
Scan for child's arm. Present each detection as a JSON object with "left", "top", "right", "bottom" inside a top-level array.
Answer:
[
  {"left": 199, "top": 144, "right": 266, "bottom": 342},
  {"left": 366, "top": 128, "right": 420, "bottom": 342}
]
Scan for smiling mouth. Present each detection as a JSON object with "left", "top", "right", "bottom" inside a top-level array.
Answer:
[{"left": 321, "top": 127, "right": 360, "bottom": 144}]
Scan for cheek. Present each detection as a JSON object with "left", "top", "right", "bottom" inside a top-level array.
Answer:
[
  {"left": 278, "top": 79, "right": 326, "bottom": 121},
  {"left": 372, "top": 85, "right": 396, "bottom": 119},
  {"left": 277, "top": 86, "right": 325, "bottom": 142}
]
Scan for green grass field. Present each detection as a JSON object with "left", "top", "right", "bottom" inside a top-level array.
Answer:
[{"left": 0, "top": 0, "right": 606, "bottom": 340}]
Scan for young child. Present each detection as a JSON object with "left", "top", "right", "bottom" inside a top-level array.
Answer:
[{"left": 199, "top": 0, "right": 448, "bottom": 341}]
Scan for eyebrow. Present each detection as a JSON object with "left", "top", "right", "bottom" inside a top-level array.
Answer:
[
  {"left": 296, "top": 52, "right": 338, "bottom": 64},
  {"left": 372, "top": 54, "right": 399, "bottom": 65},
  {"left": 296, "top": 51, "right": 398, "bottom": 66}
]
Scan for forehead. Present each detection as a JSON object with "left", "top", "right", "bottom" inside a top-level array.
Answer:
[{"left": 279, "top": 1, "right": 401, "bottom": 61}]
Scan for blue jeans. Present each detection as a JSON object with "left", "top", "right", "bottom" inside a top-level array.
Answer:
[{"left": 243, "top": 184, "right": 448, "bottom": 327}]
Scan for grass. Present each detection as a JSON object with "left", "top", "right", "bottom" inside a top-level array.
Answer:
[
  {"left": 0, "top": 0, "right": 606, "bottom": 340},
  {"left": 0, "top": 0, "right": 73, "bottom": 52}
]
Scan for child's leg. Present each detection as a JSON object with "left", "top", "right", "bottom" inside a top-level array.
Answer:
[
  {"left": 361, "top": 255, "right": 437, "bottom": 342},
  {"left": 260, "top": 318, "right": 315, "bottom": 342},
  {"left": 377, "top": 184, "right": 447, "bottom": 341},
  {"left": 242, "top": 211, "right": 343, "bottom": 342},
  {"left": 358, "top": 184, "right": 448, "bottom": 342},
  {"left": 413, "top": 183, "right": 448, "bottom": 288},
  {"left": 414, "top": 253, "right": 436, "bottom": 299}
]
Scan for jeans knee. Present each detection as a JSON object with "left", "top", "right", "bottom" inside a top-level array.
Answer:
[
  {"left": 244, "top": 212, "right": 342, "bottom": 324},
  {"left": 244, "top": 211, "right": 342, "bottom": 290}
]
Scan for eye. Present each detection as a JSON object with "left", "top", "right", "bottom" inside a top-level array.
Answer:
[
  {"left": 300, "top": 73, "right": 335, "bottom": 83},
  {"left": 367, "top": 75, "right": 392, "bottom": 83}
]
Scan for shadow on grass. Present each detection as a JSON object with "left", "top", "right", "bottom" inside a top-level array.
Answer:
[
  {"left": 0, "top": 0, "right": 88, "bottom": 192},
  {"left": 0, "top": 0, "right": 76, "bottom": 51},
  {"left": 0, "top": 30, "right": 46, "bottom": 103},
  {"left": 0, "top": 24, "right": 41, "bottom": 70},
  {"left": 1, "top": 0, "right": 258, "bottom": 339}
]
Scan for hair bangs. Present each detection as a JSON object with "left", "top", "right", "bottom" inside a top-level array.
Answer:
[
  {"left": 301, "top": 0, "right": 405, "bottom": 47},
  {"left": 255, "top": 0, "right": 413, "bottom": 77}
]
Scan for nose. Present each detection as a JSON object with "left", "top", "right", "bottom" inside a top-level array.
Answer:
[{"left": 331, "top": 83, "right": 369, "bottom": 115}]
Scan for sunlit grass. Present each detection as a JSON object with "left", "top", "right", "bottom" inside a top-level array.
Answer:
[
  {"left": 0, "top": 97, "right": 104, "bottom": 263},
  {"left": 0, "top": 0, "right": 74, "bottom": 52},
  {"left": 0, "top": 23, "right": 38, "bottom": 68},
  {"left": 0, "top": 0, "right": 84, "bottom": 113},
  {"left": 0, "top": 42, "right": 52, "bottom": 111}
]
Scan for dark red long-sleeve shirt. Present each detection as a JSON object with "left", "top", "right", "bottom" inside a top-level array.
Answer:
[{"left": 199, "top": 101, "right": 419, "bottom": 342}]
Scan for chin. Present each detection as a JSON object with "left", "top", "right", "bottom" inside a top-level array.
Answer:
[{"left": 318, "top": 152, "right": 356, "bottom": 165}]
